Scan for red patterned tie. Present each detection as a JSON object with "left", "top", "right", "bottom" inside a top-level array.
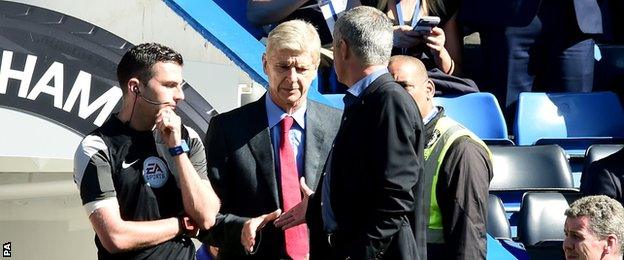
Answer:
[{"left": 279, "top": 116, "right": 309, "bottom": 260}]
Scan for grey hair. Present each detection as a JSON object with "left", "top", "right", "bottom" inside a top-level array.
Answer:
[
  {"left": 333, "top": 6, "right": 393, "bottom": 66},
  {"left": 266, "top": 19, "right": 321, "bottom": 65},
  {"left": 566, "top": 195, "right": 624, "bottom": 253}
]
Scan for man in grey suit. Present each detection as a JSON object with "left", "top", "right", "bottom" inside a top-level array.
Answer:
[{"left": 200, "top": 20, "right": 341, "bottom": 259}]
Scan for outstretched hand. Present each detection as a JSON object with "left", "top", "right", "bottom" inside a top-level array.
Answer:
[
  {"left": 241, "top": 209, "right": 282, "bottom": 253},
  {"left": 274, "top": 177, "right": 314, "bottom": 230}
]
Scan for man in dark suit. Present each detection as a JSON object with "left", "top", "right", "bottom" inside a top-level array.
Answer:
[
  {"left": 581, "top": 148, "right": 624, "bottom": 205},
  {"left": 200, "top": 20, "right": 341, "bottom": 259},
  {"left": 304, "top": 6, "right": 426, "bottom": 260},
  {"left": 460, "top": 0, "right": 603, "bottom": 124}
]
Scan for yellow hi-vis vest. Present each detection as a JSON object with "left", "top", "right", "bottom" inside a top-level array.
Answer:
[{"left": 423, "top": 116, "right": 491, "bottom": 243}]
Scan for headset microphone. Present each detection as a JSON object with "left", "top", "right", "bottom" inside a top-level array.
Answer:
[{"left": 134, "top": 88, "right": 173, "bottom": 106}]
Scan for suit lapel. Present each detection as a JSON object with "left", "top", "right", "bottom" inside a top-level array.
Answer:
[
  {"left": 304, "top": 101, "right": 327, "bottom": 190},
  {"left": 247, "top": 95, "right": 280, "bottom": 207}
]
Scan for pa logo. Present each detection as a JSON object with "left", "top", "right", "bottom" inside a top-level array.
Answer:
[
  {"left": 3, "top": 242, "right": 10, "bottom": 257},
  {"left": 142, "top": 156, "right": 169, "bottom": 188}
]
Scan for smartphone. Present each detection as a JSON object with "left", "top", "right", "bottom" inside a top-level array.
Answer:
[{"left": 413, "top": 16, "right": 440, "bottom": 33}]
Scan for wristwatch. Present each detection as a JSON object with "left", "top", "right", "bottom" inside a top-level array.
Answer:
[{"left": 168, "top": 140, "right": 190, "bottom": 156}]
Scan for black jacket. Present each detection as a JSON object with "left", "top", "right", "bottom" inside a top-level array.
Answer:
[
  {"left": 424, "top": 108, "right": 493, "bottom": 260},
  {"left": 581, "top": 148, "right": 624, "bottom": 204},
  {"left": 308, "top": 73, "right": 426, "bottom": 260}
]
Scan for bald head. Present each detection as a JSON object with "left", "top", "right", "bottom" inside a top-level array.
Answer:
[{"left": 388, "top": 55, "right": 435, "bottom": 119}]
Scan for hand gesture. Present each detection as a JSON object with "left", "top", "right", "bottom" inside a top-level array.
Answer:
[
  {"left": 241, "top": 209, "right": 282, "bottom": 253},
  {"left": 274, "top": 177, "right": 314, "bottom": 230},
  {"left": 155, "top": 107, "right": 182, "bottom": 147},
  {"left": 392, "top": 25, "right": 423, "bottom": 49}
]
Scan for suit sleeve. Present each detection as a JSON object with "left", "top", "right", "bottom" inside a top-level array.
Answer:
[
  {"left": 355, "top": 88, "right": 424, "bottom": 258},
  {"left": 438, "top": 137, "right": 492, "bottom": 259},
  {"left": 199, "top": 116, "right": 250, "bottom": 251},
  {"left": 581, "top": 161, "right": 621, "bottom": 199}
]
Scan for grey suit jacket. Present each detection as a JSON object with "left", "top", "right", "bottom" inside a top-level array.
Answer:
[{"left": 200, "top": 94, "right": 341, "bottom": 259}]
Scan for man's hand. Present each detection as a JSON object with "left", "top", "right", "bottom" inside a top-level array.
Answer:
[
  {"left": 241, "top": 209, "right": 281, "bottom": 254},
  {"left": 274, "top": 177, "right": 314, "bottom": 230},
  {"left": 155, "top": 107, "right": 182, "bottom": 147},
  {"left": 180, "top": 215, "right": 200, "bottom": 238}
]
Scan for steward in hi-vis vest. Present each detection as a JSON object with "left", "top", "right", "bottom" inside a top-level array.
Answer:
[
  {"left": 421, "top": 108, "right": 493, "bottom": 259},
  {"left": 388, "top": 55, "right": 493, "bottom": 260}
]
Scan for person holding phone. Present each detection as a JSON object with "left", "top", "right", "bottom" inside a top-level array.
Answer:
[{"left": 360, "top": 0, "right": 461, "bottom": 75}]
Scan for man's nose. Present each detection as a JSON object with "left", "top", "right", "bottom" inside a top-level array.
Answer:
[
  {"left": 287, "top": 67, "right": 298, "bottom": 82},
  {"left": 174, "top": 85, "right": 185, "bottom": 102}
]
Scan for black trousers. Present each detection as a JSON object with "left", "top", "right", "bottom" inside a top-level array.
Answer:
[{"left": 478, "top": 0, "right": 595, "bottom": 126}]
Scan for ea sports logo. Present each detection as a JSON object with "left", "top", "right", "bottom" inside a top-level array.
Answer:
[{"left": 143, "top": 156, "right": 169, "bottom": 188}]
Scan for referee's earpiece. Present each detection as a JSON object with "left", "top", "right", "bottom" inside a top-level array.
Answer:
[{"left": 133, "top": 86, "right": 139, "bottom": 94}]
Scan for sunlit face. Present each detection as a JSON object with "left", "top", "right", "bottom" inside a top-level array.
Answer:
[
  {"left": 137, "top": 61, "right": 185, "bottom": 114},
  {"left": 563, "top": 216, "right": 609, "bottom": 260},
  {"left": 388, "top": 62, "right": 431, "bottom": 118},
  {"left": 263, "top": 48, "right": 317, "bottom": 112}
]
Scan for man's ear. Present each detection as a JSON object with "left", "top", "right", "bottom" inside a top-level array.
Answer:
[
  {"left": 339, "top": 39, "right": 349, "bottom": 61},
  {"left": 127, "top": 78, "right": 140, "bottom": 95},
  {"left": 425, "top": 79, "right": 435, "bottom": 99},
  {"left": 605, "top": 234, "right": 618, "bottom": 254}
]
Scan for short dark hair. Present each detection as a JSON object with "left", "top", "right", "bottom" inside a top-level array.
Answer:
[{"left": 116, "top": 42, "right": 183, "bottom": 93}]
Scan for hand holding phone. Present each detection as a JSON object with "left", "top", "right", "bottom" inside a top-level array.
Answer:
[{"left": 413, "top": 16, "right": 440, "bottom": 33}]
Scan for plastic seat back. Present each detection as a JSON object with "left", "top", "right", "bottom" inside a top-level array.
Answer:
[
  {"left": 580, "top": 144, "right": 624, "bottom": 190},
  {"left": 487, "top": 194, "right": 511, "bottom": 239},
  {"left": 517, "top": 192, "right": 581, "bottom": 259},
  {"left": 517, "top": 192, "right": 568, "bottom": 246},
  {"left": 514, "top": 92, "right": 624, "bottom": 147},
  {"left": 434, "top": 92, "right": 509, "bottom": 141},
  {"left": 489, "top": 145, "right": 575, "bottom": 192}
]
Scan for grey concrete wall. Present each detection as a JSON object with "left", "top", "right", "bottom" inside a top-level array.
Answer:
[{"left": 0, "top": 1, "right": 265, "bottom": 259}]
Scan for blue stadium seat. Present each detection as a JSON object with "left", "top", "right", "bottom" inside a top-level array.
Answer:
[
  {"left": 513, "top": 92, "right": 624, "bottom": 156},
  {"left": 322, "top": 94, "right": 346, "bottom": 110},
  {"left": 434, "top": 93, "right": 513, "bottom": 145}
]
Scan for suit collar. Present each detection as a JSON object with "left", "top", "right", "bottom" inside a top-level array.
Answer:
[
  {"left": 347, "top": 67, "right": 389, "bottom": 98},
  {"left": 361, "top": 72, "right": 396, "bottom": 98}
]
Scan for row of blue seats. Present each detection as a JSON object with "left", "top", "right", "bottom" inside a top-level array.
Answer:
[{"left": 325, "top": 91, "right": 624, "bottom": 152}]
